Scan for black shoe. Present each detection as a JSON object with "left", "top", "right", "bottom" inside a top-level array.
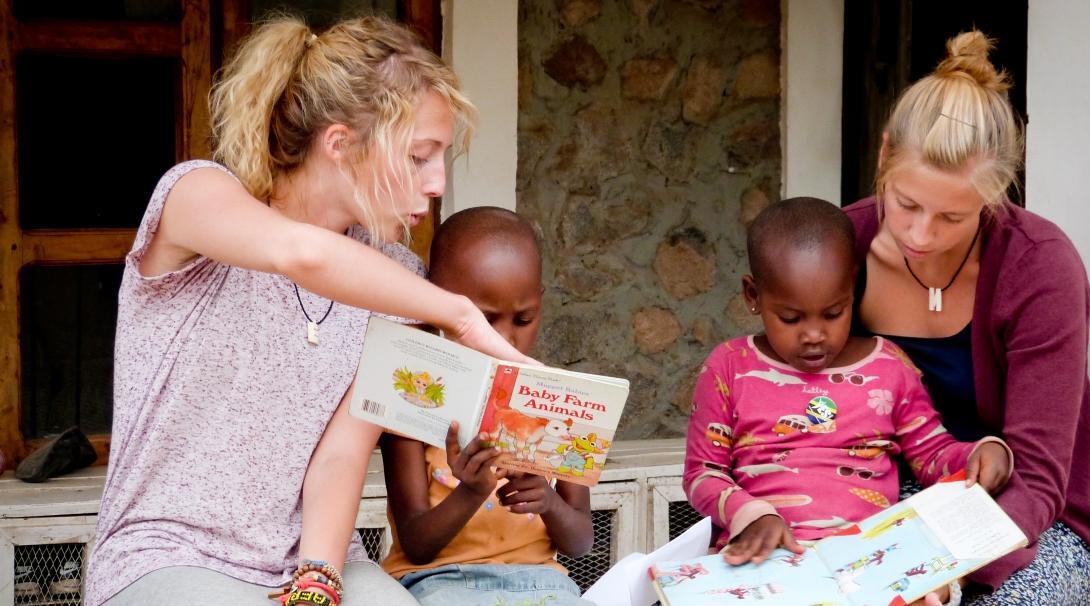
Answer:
[{"left": 15, "top": 426, "right": 97, "bottom": 483}]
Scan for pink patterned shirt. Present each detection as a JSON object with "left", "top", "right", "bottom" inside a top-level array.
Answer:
[
  {"left": 684, "top": 336, "right": 1004, "bottom": 546},
  {"left": 85, "top": 161, "right": 425, "bottom": 606}
]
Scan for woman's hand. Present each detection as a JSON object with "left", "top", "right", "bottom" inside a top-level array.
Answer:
[
  {"left": 443, "top": 296, "right": 539, "bottom": 364},
  {"left": 445, "top": 422, "right": 503, "bottom": 499},
  {"left": 966, "top": 442, "right": 1011, "bottom": 494},
  {"left": 722, "top": 514, "right": 804, "bottom": 565},
  {"left": 496, "top": 472, "right": 559, "bottom": 515}
]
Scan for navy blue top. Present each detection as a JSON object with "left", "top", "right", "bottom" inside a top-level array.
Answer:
[{"left": 853, "top": 265, "right": 985, "bottom": 442}]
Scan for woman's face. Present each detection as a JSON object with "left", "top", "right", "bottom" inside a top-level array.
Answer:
[
  {"left": 371, "top": 91, "right": 454, "bottom": 242},
  {"left": 880, "top": 158, "right": 986, "bottom": 262}
]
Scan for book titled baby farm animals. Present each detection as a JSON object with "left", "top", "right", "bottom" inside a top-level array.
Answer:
[
  {"left": 649, "top": 471, "right": 1027, "bottom": 606},
  {"left": 349, "top": 317, "right": 631, "bottom": 487}
]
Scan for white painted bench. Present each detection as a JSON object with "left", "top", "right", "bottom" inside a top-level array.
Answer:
[{"left": 0, "top": 439, "right": 692, "bottom": 605}]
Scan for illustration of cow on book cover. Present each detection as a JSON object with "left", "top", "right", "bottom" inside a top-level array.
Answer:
[{"left": 478, "top": 365, "right": 618, "bottom": 486}]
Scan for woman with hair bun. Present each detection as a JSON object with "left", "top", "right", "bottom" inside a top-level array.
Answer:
[
  {"left": 85, "top": 14, "right": 532, "bottom": 606},
  {"left": 846, "top": 31, "right": 1090, "bottom": 605}
]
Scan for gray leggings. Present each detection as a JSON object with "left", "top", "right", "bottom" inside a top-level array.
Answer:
[{"left": 102, "top": 561, "right": 418, "bottom": 605}]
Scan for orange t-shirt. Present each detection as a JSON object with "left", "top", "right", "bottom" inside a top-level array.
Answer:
[{"left": 382, "top": 446, "right": 564, "bottom": 578}]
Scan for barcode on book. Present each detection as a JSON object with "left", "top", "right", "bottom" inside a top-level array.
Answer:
[{"left": 361, "top": 399, "right": 386, "bottom": 417}]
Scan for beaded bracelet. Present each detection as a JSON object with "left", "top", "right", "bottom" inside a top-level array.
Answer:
[{"left": 291, "top": 559, "right": 344, "bottom": 594}]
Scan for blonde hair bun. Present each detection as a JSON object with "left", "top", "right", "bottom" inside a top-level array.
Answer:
[{"left": 934, "top": 30, "right": 1011, "bottom": 94}]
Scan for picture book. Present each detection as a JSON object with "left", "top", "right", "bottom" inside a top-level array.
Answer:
[
  {"left": 648, "top": 472, "right": 1028, "bottom": 605},
  {"left": 348, "top": 317, "right": 630, "bottom": 486}
]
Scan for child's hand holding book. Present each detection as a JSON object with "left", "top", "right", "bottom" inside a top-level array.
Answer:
[
  {"left": 722, "top": 514, "right": 805, "bottom": 566},
  {"left": 446, "top": 421, "right": 505, "bottom": 499},
  {"left": 965, "top": 441, "right": 1011, "bottom": 494}
]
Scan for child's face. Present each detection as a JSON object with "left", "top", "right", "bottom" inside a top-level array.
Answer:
[
  {"left": 743, "top": 242, "right": 855, "bottom": 373},
  {"left": 432, "top": 241, "right": 542, "bottom": 356}
]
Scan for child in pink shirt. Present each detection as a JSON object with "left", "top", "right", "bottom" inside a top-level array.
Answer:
[{"left": 684, "top": 197, "right": 1012, "bottom": 567}]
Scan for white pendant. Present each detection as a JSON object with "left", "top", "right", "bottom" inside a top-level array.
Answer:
[
  {"left": 928, "top": 287, "right": 943, "bottom": 313},
  {"left": 307, "top": 321, "right": 319, "bottom": 345}
]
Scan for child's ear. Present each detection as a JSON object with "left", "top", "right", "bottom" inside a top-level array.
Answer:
[{"left": 741, "top": 275, "right": 760, "bottom": 314}]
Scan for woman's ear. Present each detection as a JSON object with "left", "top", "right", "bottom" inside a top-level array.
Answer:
[{"left": 317, "top": 123, "right": 353, "bottom": 162}]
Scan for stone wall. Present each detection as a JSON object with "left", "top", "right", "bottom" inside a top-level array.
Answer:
[{"left": 517, "top": 0, "right": 781, "bottom": 439}]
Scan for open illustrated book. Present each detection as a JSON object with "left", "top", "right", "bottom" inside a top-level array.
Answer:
[
  {"left": 348, "top": 317, "right": 630, "bottom": 486},
  {"left": 649, "top": 471, "right": 1028, "bottom": 606}
]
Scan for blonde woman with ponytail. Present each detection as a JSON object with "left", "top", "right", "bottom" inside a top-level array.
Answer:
[
  {"left": 846, "top": 31, "right": 1090, "bottom": 605},
  {"left": 86, "top": 15, "right": 531, "bottom": 606}
]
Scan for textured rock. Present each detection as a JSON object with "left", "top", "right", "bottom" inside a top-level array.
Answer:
[
  {"left": 683, "top": 55, "right": 725, "bottom": 125},
  {"left": 621, "top": 57, "right": 678, "bottom": 100},
  {"left": 653, "top": 233, "right": 716, "bottom": 300},
  {"left": 519, "top": 0, "right": 782, "bottom": 440},
  {"left": 558, "top": 0, "right": 602, "bottom": 27},
  {"left": 537, "top": 313, "right": 597, "bottom": 365},
  {"left": 683, "top": 0, "right": 724, "bottom": 12},
  {"left": 691, "top": 316, "right": 716, "bottom": 346},
  {"left": 544, "top": 36, "right": 607, "bottom": 89},
  {"left": 739, "top": 186, "right": 770, "bottom": 227},
  {"left": 643, "top": 122, "right": 696, "bottom": 176},
  {"left": 739, "top": 0, "right": 778, "bottom": 26},
  {"left": 671, "top": 364, "right": 703, "bottom": 413},
  {"left": 633, "top": 307, "right": 682, "bottom": 354},
  {"left": 629, "top": 0, "right": 659, "bottom": 27},
  {"left": 734, "top": 52, "right": 779, "bottom": 99}
]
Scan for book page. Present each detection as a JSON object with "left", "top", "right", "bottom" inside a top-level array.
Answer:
[
  {"left": 812, "top": 479, "right": 1027, "bottom": 605},
  {"left": 912, "top": 482, "right": 1028, "bottom": 561},
  {"left": 582, "top": 517, "right": 712, "bottom": 606},
  {"left": 649, "top": 548, "right": 841, "bottom": 606},
  {"left": 477, "top": 364, "right": 629, "bottom": 486},
  {"left": 348, "top": 318, "right": 494, "bottom": 448}
]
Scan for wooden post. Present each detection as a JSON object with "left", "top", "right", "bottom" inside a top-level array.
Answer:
[
  {"left": 0, "top": 0, "right": 23, "bottom": 468},
  {"left": 181, "top": 0, "right": 212, "bottom": 160}
]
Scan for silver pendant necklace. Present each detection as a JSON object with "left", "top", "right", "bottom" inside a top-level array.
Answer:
[
  {"left": 903, "top": 225, "right": 981, "bottom": 313},
  {"left": 293, "top": 283, "right": 335, "bottom": 345}
]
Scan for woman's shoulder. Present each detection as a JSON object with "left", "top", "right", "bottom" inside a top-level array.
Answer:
[
  {"left": 987, "top": 204, "right": 1087, "bottom": 281},
  {"left": 842, "top": 197, "right": 880, "bottom": 259}
]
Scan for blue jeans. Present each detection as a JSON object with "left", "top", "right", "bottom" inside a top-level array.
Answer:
[{"left": 400, "top": 563, "right": 589, "bottom": 606}]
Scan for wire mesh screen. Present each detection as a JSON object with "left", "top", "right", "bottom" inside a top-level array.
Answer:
[
  {"left": 557, "top": 508, "right": 615, "bottom": 592},
  {"left": 357, "top": 527, "right": 386, "bottom": 562},
  {"left": 13, "top": 542, "right": 84, "bottom": 605},
  {"left": 667, "top": 499, "right": 704, "bottom": 542}
]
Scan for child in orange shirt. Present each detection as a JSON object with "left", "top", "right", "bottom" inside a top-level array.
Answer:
[{"left": 380, "top": 207, "right": 593, "bottom": 605}]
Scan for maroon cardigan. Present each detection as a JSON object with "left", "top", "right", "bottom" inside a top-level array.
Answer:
[{"left": 845, "top": 197, "right": 1090, "bottom": 589}]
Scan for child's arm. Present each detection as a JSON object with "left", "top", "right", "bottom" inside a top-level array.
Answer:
[
  {"left": 497, "top": 475, "right": 592, "bottom": 557},
  {"left": 682, "top": 349, "right": 801, "bottom": 563},
  {"left": 893, "top": 368, "right": 1012, "bottom": 491},
  {"left": 299, "top": 382, "right": 382, "bottom": 571},
  {"left": 381, "top": 423, "right": 504, "bottom": 564}
]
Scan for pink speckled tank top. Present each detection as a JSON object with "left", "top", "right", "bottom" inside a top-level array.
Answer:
[{"left": 85, "top": 161, "right": 424, "bottom": 606}]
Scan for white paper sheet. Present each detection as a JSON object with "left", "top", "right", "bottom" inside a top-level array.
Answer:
[{"left": 582, "top": 517, "right": 712, "bottom": 606}]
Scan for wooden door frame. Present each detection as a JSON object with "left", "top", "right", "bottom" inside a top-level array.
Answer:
[{"left": 0, "top": 0, "right": 442, "bottom": 469}]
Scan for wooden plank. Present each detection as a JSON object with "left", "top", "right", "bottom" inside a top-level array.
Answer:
[
  {"left": 14, "top": 21, "right": 181, "bottom": 56},
  {"left": 180, "top": 0, "right": 212, "bottom": 159},
  {"left": 20, "top": 229, "right": 134, "bottom": 265},
  {"left": 0, "top": 0, "right": 22, "bottom": 469},
  {"left": 400, "top": 0, "right": 440, "bottom": 52},
  {"left": 221, "top": 0, "right": 251, "bottom": 63},
  {"left": 409, "top": 197, "right": 439, "bottom": 266}
]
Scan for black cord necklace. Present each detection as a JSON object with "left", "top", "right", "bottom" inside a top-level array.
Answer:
[
  {"left": 294, "top": 283, "right": 335, "bottom": 345},
  {"left": 903, "top": 225, "right": 981, "bottom": 313}
]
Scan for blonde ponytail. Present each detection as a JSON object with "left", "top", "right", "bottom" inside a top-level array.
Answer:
[
  {"left": 208, "top": 15, "right": 477, "bottom": 243},
  {"left": 210, "top": 18, "right": 312, "bottom": 202},
  {"left": 878, "top": 30, "right": 1023, "bottom": 213}
]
